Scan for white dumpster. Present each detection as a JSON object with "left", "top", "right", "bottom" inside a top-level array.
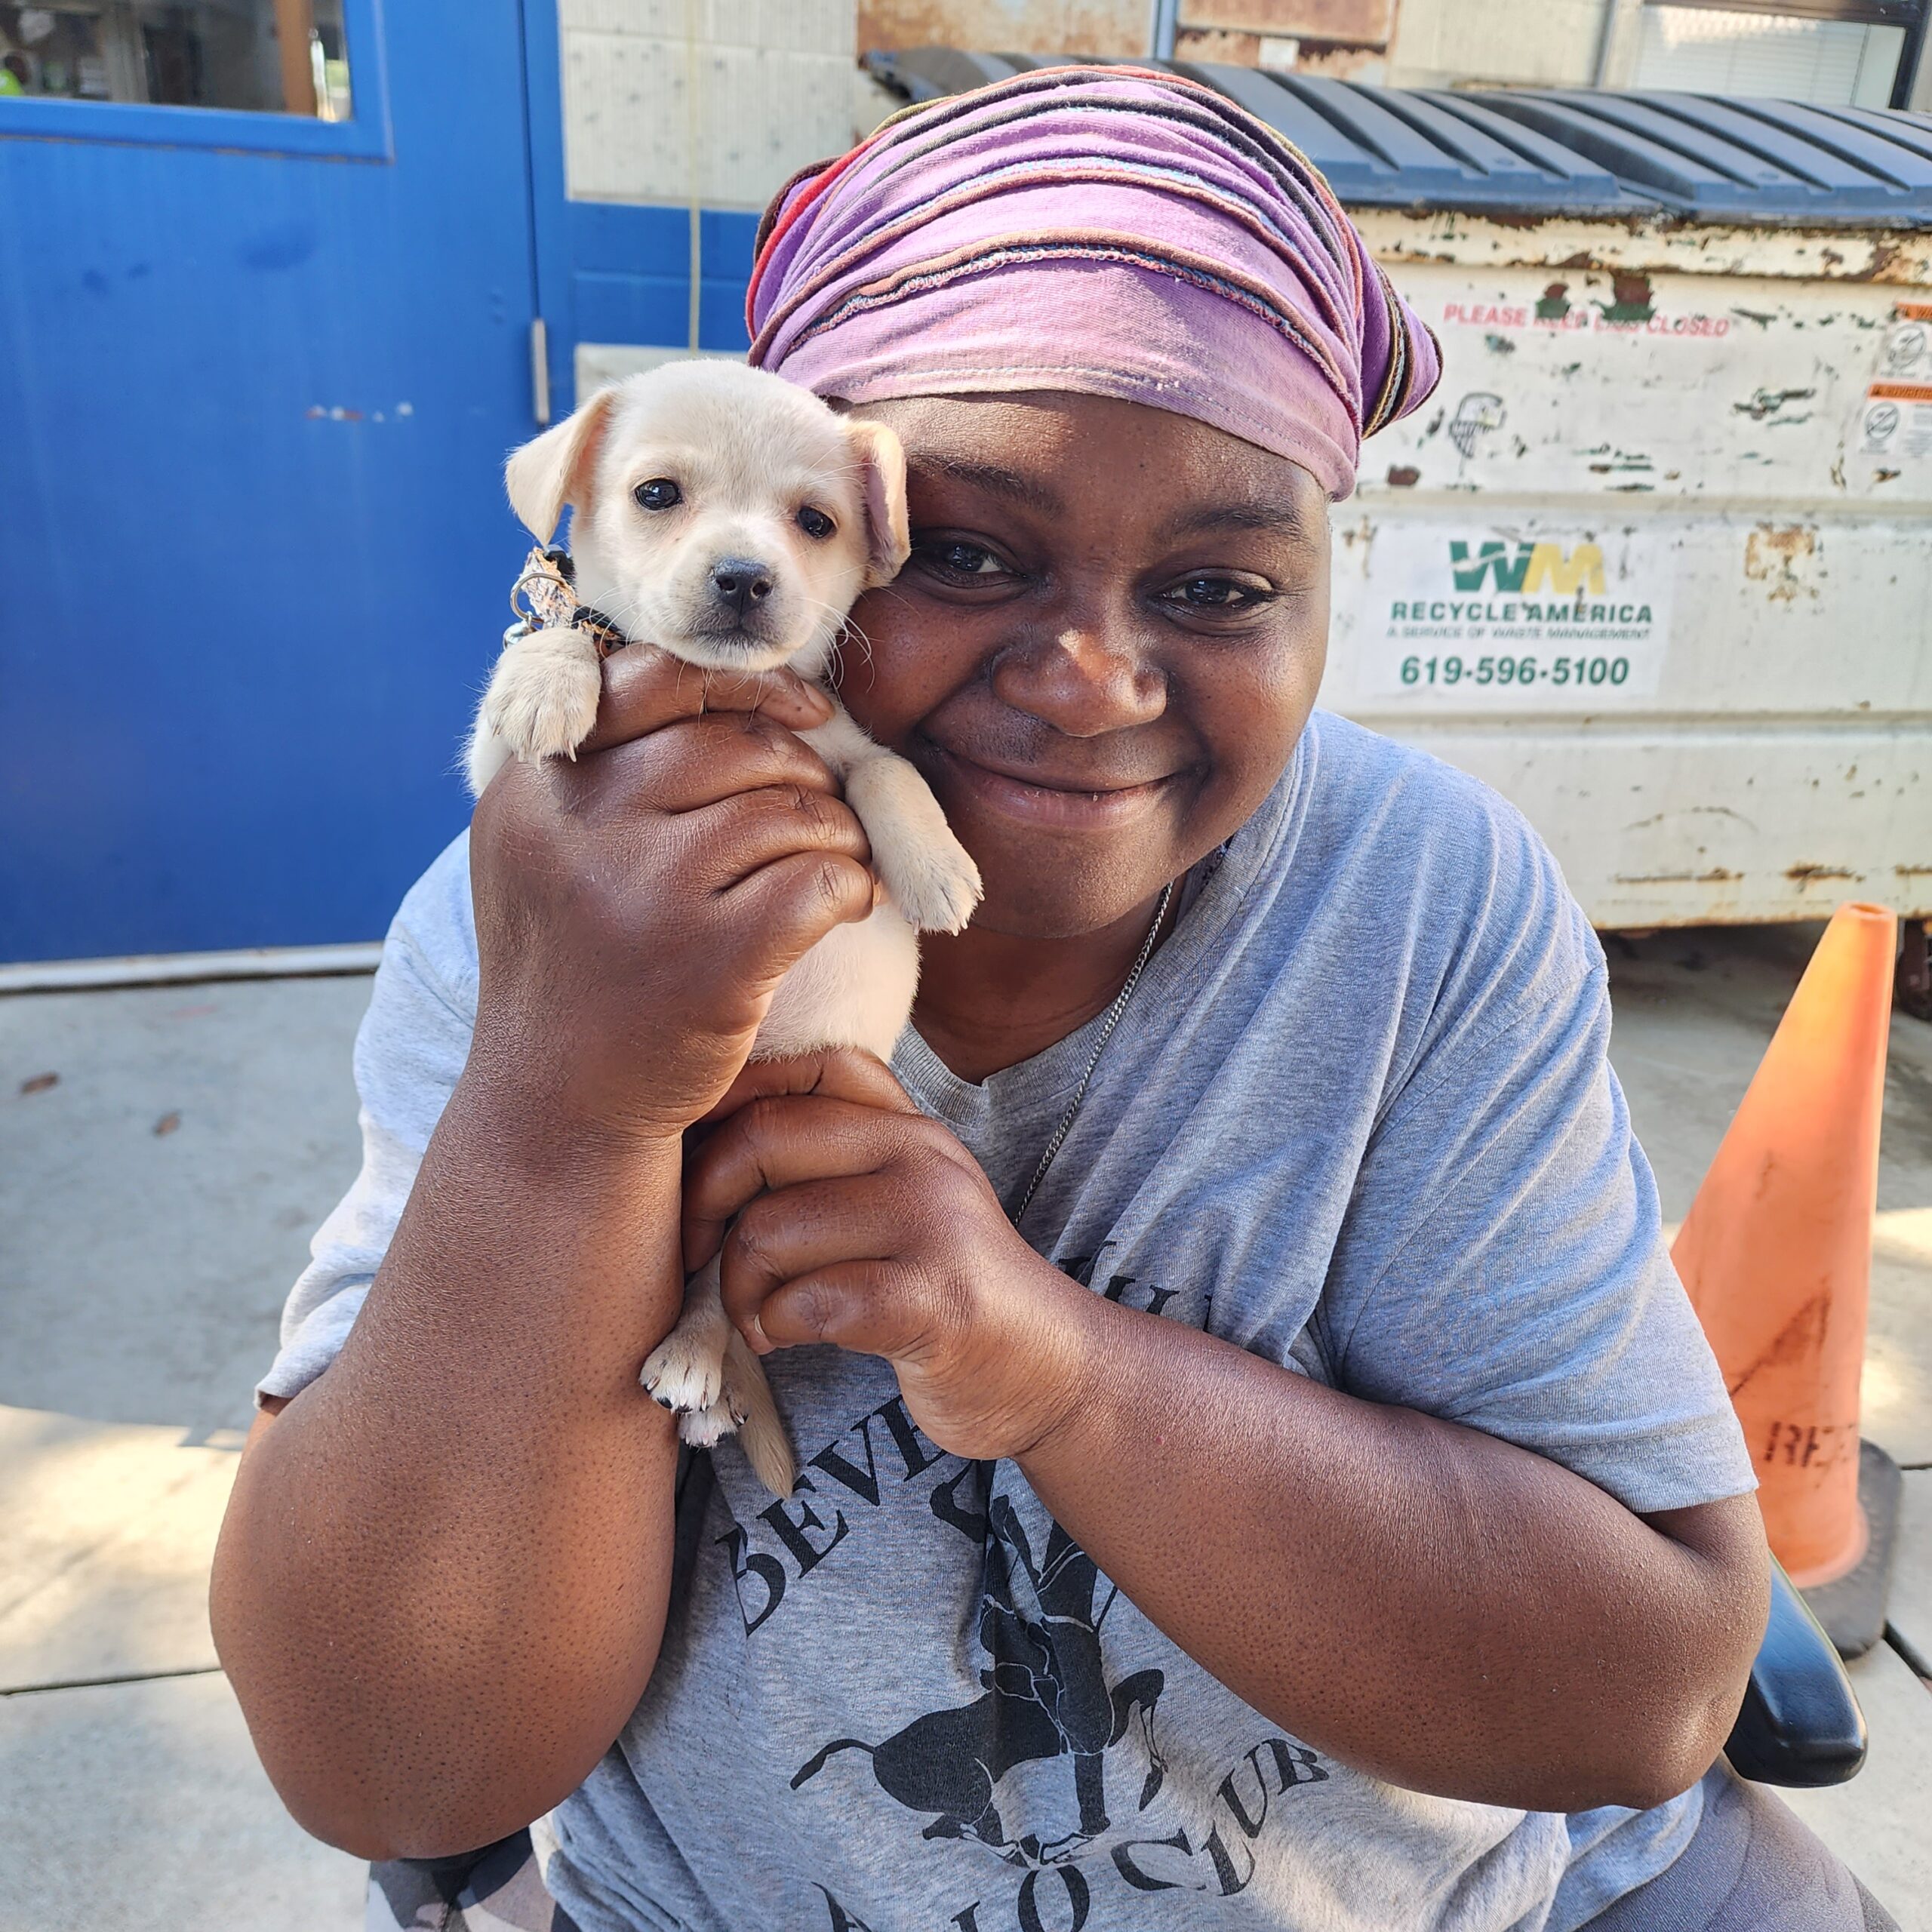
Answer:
[{"left": 870, "top": 54, "right": 1932, "bottom": 931}]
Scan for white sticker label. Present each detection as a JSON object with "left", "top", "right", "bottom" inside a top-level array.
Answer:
[
  {"left": 1877, "top": 316, "right": 1932, "bottom": 385},
  {"left": 1337, "top": 524, "right": 1675, "bottom": 702},
  {"left": 1860, "top": 384, "right": 1932, "bottom": 466},
  {"left": 1850, "top": 304, "right": 1932, "bottom": 483}
]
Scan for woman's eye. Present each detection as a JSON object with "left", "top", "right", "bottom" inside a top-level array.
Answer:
[
  {"left": 634, "top": 479, "right": 681, "bottom": 512},
  {"left": 798, "top": 506, "right": 835, "bottom": 540},
  {"left": 918, "top": 540, "right": 1010, "bottom": 579},
  {"left": 1159, "top": 574, "right": 1274, "bottom": 611}
]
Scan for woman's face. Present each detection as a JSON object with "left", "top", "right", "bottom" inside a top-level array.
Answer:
[{"left": 840, "top": 392, "right": 1331, "bottom": 941}]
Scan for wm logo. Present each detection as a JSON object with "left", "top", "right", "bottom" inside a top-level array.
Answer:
[{"left": 1450, "top": 540, "right": 1606, "bottom": 596}]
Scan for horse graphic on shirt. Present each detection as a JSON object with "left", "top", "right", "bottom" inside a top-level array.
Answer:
[{"left": 792, "top": 1492, "right": 1167, "bottom": 1867}]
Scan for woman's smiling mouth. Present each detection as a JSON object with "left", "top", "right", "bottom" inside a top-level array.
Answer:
[{"left": 925, "top": 742, "right": 1182, "bottom": 830}]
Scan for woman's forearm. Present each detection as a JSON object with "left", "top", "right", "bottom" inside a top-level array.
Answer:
[
  {"left": 211, "top": 1071, "right": 688, "bottom": 1860},
  {"left": 1016, "top": 1284, "right": 1765, "bottom": 1813}
]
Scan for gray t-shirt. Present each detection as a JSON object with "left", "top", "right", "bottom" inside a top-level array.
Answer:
[{"left": 263, "top": 711, "right": 1754, "bottom": 1932}]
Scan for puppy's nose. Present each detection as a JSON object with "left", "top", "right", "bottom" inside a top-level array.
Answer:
[{"left": 709, "top": 558, "right": 774, "bottom": 617}]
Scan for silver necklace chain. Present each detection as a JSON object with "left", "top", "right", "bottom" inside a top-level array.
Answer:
[{"left": 1008, "top": 878, "right": 1177, "bottom": 1230}]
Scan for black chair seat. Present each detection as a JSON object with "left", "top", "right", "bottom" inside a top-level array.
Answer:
[{"left": 1724, "top": 1558, "right": 1868, "bottom": 1788}]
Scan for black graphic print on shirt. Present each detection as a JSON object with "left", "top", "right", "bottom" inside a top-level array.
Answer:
[
  {"left": 792, "top": 1482, "right": 1168, "bottom": 1869},
  {"left": 712, "top": 1387, "right": 1332, "bottom": 1926}
]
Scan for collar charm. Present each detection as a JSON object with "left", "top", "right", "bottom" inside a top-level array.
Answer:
[{"left": 505, "top": 546, "right": 629, "bottom": 659}]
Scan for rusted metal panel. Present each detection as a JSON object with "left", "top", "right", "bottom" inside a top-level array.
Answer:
[
  {"left": 858, "top": 0, "right": 1147, "bottom": 57},
  {"left": 1339, "top": 721, "right": 1932, "bottom": 928},
  {"left": 1349, "top": 210, "right": 1932, "bottom": 285},
  {"left": 1384, "top": 0, "right": 1599, "bottom": 88},
  {"left": 860, "top": 0, "right": 1391, "bottom": 56},
  {"left": 1177, "top": 29, "right": 1268, "bottom": 61},
  {"left": 1321, "top": 248, "right": 1932, "bottom": 925},
  {"left": 1187, "top": 0, "right": 1394, "bottom": 41},
  {"left": 1350, "top": 263, "right": 1921, "bottom": 501}
]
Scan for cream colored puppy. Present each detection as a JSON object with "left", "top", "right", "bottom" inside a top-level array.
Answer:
[{"left": 470, "top": 361, "right": 982, "bottom": 1497}]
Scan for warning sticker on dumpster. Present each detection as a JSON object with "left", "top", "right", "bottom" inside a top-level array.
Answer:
[
  {"left": 1851, "top": 307, "right": 1932, "bottom": 480},
  {"left": 1876, "top": 308, "right": 1932, "bottom": 384},
  {"left": 1333, "top": 524, "right": 1675, "bottom": 703},
  {"left": 1858, "top": 383, "right": 1932, "bottom": 467}
]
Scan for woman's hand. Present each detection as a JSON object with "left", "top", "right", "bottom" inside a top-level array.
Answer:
[
  {"left": 467, "top": 651, "right": 879, "bottom": 1146},
  {"left": 682, "top": 1051, "right": 1086, "bottom": 1460}
]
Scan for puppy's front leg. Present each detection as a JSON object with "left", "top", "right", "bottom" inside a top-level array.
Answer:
[
  {"left": 640, "top": 1254, "right": 731, "bottom": 1416},
  {"left": 466, "top": 623, "right": 604, "bottom": 795},
  {"left": 802, "top": 709, "right": 983, "bottom": 934},
  {"left": 653, "top": 1267, "right": 795, "bottom": 1497}
]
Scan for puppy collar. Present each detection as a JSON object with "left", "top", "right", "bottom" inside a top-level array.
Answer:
[{"left": 505, "top": 546, "right": 629, "bottom": 660}]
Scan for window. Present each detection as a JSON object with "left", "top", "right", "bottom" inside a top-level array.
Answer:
[
  {"left": 0, "top": 2, "right": 352, "bottom": 118},
  {"left": 1632, "top": 0, "right": 1923, "bottom": 108}
]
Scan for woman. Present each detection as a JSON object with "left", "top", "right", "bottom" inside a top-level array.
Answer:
[{"left": 211, "top": 67, "right": 1890, "bottom": 1932}]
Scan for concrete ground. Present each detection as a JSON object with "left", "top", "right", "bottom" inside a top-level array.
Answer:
[
  {"left": 1, "top": 976, "right": 371, "bottom": 1929},
  {"left": 1, "top": 928, "right": 1928, "bottom": 1930}
]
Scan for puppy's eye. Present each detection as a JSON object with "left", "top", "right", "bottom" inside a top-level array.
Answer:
[
  {"left": 634, "top": 479, "right": 681, "bottom": 512},
  {"left": 798, "top": 506, "right": 835, "bottom": 541}
]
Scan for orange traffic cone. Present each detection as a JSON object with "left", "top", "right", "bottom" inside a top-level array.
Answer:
[{"left": 1672, "top": 903, "right": 1895, "bottom": 1589}]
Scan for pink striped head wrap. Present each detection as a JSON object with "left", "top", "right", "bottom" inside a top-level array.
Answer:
[{"left": 746, "top": 65, "right": 1440, "bottom": 500}]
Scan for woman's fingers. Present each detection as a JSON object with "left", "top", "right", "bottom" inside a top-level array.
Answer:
[
  {"left": 579, "top": 645, "right": 832, "bottom": 753},
  {"left": 756, "top": 1263, "right": 912, "bottom": 1358},
  {"left": 717, "top": 1184, "right": 924, "bottom": 1357},
  {"left": 697, "top": 1048, "right": 916, "bottom": 1128},
  {"left": 683, "top": 1095, "right": 907, "bottom": 1269},
  {"left": 683, "top": 1095, "right": 969, "bottom": 1262},
  {"left": 714, "top": 852, "right": 878, "bottom": 995},
  {"left": 675, "top": 783, "right": 872, "bottom": 894},
  {"left": 682, "top": 1054, "right": 919, "bottom": 1266},
  {"left": 683, "top": 1093, "right": 985, "bottom": 1278},
  {"left": 601, "top": 710, "right": 844, "bottom": 816}
]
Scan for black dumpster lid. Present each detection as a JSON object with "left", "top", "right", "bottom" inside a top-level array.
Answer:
[{"left": 863, "top": 48, "right": 1932, "bottom": 226}]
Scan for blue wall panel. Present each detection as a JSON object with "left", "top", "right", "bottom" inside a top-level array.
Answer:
[
  {"left": 0, "top": 0, "right": 771, "bottom": 962},
  {"left": 565, "top": 204, "right": 761, "bottom": 361},
  {"left": 0, "top": 2, "right": 538, "bottom": 961}
]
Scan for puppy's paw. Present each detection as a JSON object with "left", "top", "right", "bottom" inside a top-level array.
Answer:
[
  {"left": 878, "top": 828, "right": 983, "bottom": 935},
  {"left": 464, "top": 720, "right": 513, "bottom": 798},
  {"left": 678, "top": 1395, "right": 739, "bottom": 1449},
  {"left": 844, "top": 755, "right": 984, "bottom": 934},
  {"left": 640, "top": 1326, "right": 725, "bottom": 1416},
  {"left": 481, "top": 629, "right": 602, "bottom": 765}
]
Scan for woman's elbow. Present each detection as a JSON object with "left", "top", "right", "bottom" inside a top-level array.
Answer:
[
  {"left": 272, "top": 1774, "right": 534, "bottom": 1867},
  {"left": 217, "top": 1632, "right": 630, "bottom": 1866},
  {"left": 1593, "top": 1689, "right": 1741, "bottom": 1814},
  {"left": 1595, "top": 1508, "right": 1771, "bottom": 1813},
  {"left": 272, "top": 1785, "right": 429, "bottom": 1868},
  {"left": 222, "top": 1658, "right": 584, "bottom": 1864},
  {"left": 212, "top": 1568, "right": 568, "bottom": 1863},
  {"left": 1521, "top": 1670, "right": 1747, "bottom": 1814}
]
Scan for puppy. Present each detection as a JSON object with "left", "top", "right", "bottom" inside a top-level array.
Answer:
[{"left": 469, "top": 362, "right": 982, "bottom": 1497}]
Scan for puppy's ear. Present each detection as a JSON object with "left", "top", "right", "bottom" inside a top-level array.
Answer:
[
  {"left": 504, "top": 387, "right": 617, "bottom": 543},
  {"left": 845, "top": 418, "right": 911, "bottom": 590}
]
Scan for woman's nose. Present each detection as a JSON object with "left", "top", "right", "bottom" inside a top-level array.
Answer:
[{"left": 990, "top": 621, "right": 1167, "bottom": 738}]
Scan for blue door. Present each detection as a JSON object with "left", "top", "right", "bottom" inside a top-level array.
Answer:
[{"left": 0, "top": 0, "right": 542, "bottom": 962}]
